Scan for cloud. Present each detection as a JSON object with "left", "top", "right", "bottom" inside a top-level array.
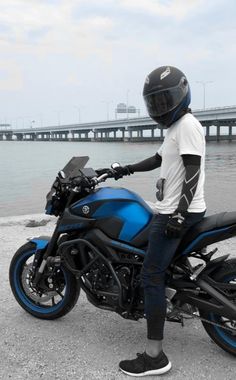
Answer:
[
  {"left": 119, "top": 0, "right": 205, "bottom": 20},
  {"left": 0, "top": 0, "right": 236, "bottom": 121},
  {"left": 0, "top": 61, "right": 23, "bottom": 91},
  {"left": 0, "top": 0, "right": 115, "bottom": 61}
]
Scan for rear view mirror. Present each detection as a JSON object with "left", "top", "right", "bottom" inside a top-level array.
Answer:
[{"left": 111, "top": 162, "right": 121, "bottom": 169}]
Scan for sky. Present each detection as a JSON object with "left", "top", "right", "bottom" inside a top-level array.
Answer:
[{"left": 0, "top": 0, "right": 236, "bottom": 128}]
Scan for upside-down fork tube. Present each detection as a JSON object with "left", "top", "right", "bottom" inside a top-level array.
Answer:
[
  {"left": 176, "top": 278, "right": 236, "bottom": 320},
  {"left": 58, "top": 238, "right": 125, "bottom": 309}
]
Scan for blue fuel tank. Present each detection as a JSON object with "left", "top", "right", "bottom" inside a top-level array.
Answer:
[{"left": 70, "top": 187, "right": 153, "bottom": 243}]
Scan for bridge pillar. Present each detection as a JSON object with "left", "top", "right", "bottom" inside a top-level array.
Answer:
[
  {"left": 5, "top": 133, "right": 13, "bottom": 141},
  {"left": 216, "top": 125, "right": 220, "bottom": 141},
  {"left": 229, "top": 126, "right": 232, "bottom": 141},
  {"left": 151, "top": 128, "right": 155, "bottom": 138},
  {"left": 205, "top": 125, "right": 210, "bottom": 139},
  {"left": 137, "top": 129, "right": 143, "bottom": 138}
]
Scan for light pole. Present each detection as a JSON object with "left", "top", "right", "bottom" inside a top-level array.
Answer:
[
  {"left": 126, "top": 89, "right": 130, "bottom": 120},
  {"left": 74, "top": 106, "right": 81, "bottom": 123},
  {"left": 16, "top": 116, "right": 25, "bottom": 129},
  {"left": 101, "top": 101, "right": 113, "bottom": 121},
  {"left": 53, "top": 110, "right": 62, "bottom": 126},
  {"left": 196, "top": 81, "right": 213, "bottom": 110}
]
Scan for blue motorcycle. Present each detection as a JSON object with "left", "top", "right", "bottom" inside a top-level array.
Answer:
[{"left": 9, "top": 156, "right": 236, "bottom": 356}]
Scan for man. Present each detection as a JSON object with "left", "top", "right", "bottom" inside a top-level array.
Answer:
[{"left": 100, "top": 66, "right": 206, "bottom": 376}]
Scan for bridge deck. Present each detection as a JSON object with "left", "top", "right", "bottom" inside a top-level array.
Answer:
[{"left": 1, "top": 106, "right": 236, "bottom": 142}]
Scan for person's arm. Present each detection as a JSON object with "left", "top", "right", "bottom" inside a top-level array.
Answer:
[
  {"left": 176, "top": 154, "right": 201, "bottom": 212},
  {"left": 95, "top": 153, "right": 162, "bottom": 179},
  {"left": 165, "top": 154, "right": 201, "bottom": 238},
  {"left": 105, "top": 153, "right": 162, "bottom": 180},
  {"left": 127, "top": 153, "right": 162, "bottom": 173}
]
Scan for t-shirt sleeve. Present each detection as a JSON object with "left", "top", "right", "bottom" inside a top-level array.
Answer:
[
  {"left": 177, "top": 119, "right": 205, "bottom": 156},
  {"left": 157, "top": 143, "right": 164, "bottom": 157}
]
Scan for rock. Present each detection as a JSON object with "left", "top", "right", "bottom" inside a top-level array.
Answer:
[{"left": 25, "top": 219, "right": 50, "bottom": 228}]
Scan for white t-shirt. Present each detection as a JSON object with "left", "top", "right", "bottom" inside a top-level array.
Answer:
[{"left": 154, "top": 113, "right": 206, "bottom": 214}]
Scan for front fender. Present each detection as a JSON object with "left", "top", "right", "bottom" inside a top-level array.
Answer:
[{"left": 28, "top": 236, "right": 51, "bottom": 250}]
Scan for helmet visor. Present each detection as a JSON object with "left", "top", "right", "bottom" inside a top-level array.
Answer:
[{"left": 144, "top": 78, "right": 189, "bottom": 117}]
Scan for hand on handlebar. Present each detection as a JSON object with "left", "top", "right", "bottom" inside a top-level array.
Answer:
[
  {"left": 111, "top": 166, "right": 132, "bottom": 180},
  {"left": 95, "top": 165, "right": 132, "bottom": 181}
]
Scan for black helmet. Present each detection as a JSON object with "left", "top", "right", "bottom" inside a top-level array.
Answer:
[{"left": 143, "top": 66, "right": 191, "bottom": 128}]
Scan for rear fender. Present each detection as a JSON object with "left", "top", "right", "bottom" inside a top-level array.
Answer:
[{"left": 201, "top": 255, "right": 230, "bottom": 277}]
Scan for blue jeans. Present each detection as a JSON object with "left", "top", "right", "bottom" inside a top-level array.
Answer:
[{"left": 141, "top": 211, "right": 205, "bottom": 340}]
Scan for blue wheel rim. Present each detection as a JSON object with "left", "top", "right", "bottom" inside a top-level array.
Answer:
[
  {"left": 209, "top": 274, "right": 236, "bottom": 348},
  {"left": 13, "top": 250, "right": 68, "bottom": 314}
]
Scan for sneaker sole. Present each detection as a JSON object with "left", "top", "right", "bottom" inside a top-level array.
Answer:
[{"left": 119, "top": 361, "right": 172, "bottom": 377}]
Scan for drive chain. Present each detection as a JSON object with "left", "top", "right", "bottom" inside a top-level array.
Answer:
[{"left": 179, "top": 308, "right": 236, "bottom": 335}]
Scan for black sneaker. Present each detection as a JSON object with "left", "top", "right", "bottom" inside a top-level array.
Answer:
[{"left": 119, "top": 351, "right": 171, "bottom": 377}]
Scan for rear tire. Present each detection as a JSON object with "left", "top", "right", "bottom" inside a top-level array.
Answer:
[
  {"left": 200, "top": 260, "right": 236, "bottom": 356},
  {"left": 9, "top": 242, "right": 80, "bottom": 320}
]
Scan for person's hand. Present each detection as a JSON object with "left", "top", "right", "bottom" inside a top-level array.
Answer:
[
  {"left": 165, "top": 211, "right": 186, "bottom": 238},
  {"left": 113, "top": 165, "right": 132, "bottom": 180}
]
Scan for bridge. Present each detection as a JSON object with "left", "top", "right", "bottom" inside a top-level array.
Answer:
[{"left": 1, "top": 106, "right": 236, "bottom": 142}]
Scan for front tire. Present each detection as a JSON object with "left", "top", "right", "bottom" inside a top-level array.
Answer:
[
  {"left": 200, "top": 260, "right": 236, "bottom": 356},
  {"left": 9, "top": 242, "right": 80, "bottom": 319}
]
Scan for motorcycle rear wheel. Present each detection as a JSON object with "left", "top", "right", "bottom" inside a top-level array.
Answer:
[
  {"left": 199, "top": 260, "right": 236, "bottom": 356},
  {"left": 9, "top": 242, "right": 80, "bottom": 319}
]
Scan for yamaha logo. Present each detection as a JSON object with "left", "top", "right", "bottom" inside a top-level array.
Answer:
[{"left": 82, "top": 205, "right": 90, "bottom": 215}]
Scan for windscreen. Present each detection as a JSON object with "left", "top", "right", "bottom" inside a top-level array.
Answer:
[{"left": 62, "top": 156, "right": 89, "bottom": 178}]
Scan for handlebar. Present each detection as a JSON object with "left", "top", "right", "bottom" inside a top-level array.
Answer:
[
  {"left": 70, "top": 171, "right": 113, "bottom": 192},
  {"left": 91, "top": 172, "right": 110, "bottom": 185},
  {"left": 57, "top": 170, "right": 115, "bottom": 193}
]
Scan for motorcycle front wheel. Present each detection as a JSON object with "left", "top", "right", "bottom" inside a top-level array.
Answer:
[
  {"left": 9, "top": 242, "right": 80, "bottom": 319},
  {"left": 199, "top": 260, "right": 236, "bottom": 356}
]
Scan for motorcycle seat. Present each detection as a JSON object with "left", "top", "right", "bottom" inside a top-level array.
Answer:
[
  {"left": 132, "top": 212, "right": 236, "bottom": 254},
  {"left": 176, "top": 211, "right": 236, "bottom": 255}
]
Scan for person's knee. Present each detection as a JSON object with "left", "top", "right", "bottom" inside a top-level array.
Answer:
[{"left": 141, "top": 263, "right": 165, "bottom": 288}]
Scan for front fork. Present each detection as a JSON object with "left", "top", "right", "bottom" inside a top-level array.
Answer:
[{"left": 32, "top": 223, "right": 61, "bottom": 287}]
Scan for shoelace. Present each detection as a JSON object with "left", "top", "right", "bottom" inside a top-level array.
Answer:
[{"left": 136, "top": 353, "right": 145, "bottom": 360}]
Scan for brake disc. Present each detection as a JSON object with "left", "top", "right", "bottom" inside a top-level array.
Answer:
[{"left": 21, "top": 263, "right": 58, "bottom": 303}]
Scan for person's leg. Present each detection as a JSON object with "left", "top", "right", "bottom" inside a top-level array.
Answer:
[
  {"left": 119, "top": 214, "right": 177, "bottom": 376},
  {"left": 142, "top": 212, "right": 205, "bottom": 357},
  {"left": 142, "top": 213, "right": 182, "bottom": 357},
  {"left": 119, "top": 211, "right": 205, "bottom": 376}
]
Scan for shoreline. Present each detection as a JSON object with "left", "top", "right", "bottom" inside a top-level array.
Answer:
[{"left": 0, "top": 213, "right": 55, "bottom": 227}]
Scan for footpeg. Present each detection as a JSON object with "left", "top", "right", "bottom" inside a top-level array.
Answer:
[{"left": 190, "top": 263, "right": 206, "bottom": 281}]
